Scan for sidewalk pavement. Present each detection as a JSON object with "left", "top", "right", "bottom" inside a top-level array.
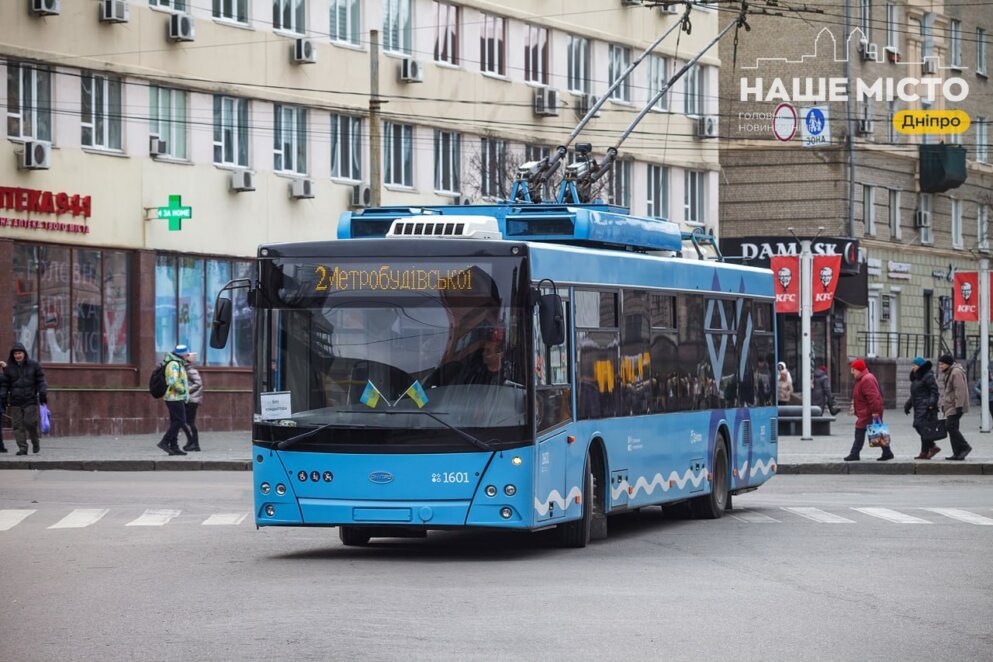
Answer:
[{"left": 1, "top": 410, "right": 992, "bottom": 474}]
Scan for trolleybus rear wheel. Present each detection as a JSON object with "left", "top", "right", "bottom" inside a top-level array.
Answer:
[
  {"left": 690, "top": 437, "right": 729, "bottom": 520},
  {"left": 339, "top": 526, "right": 371, "bottom": 546}
]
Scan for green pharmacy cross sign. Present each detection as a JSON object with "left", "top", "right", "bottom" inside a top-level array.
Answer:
[{"left": 157, "top": 195, "right": 192, "bottom": 231}]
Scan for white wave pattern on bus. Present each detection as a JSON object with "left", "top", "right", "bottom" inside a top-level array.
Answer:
[
  {"left": 534, "top": 487, "right": 584, "bottom": 516},
  {"left": 737, "top": 458, "right": 778, "bottom": 479}
]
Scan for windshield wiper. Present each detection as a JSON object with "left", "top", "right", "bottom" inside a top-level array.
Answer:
[
  {"left": 358, "top": 410, "right": 494, "bottom": 452},
  {"left": 275, "top": 423, "right": 339, "bottom": 450}
]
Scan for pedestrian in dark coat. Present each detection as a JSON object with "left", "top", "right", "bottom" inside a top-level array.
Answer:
[
  {"left": 178, "top": 349, "right": 202, "bottom": 452},
  {"left": 811, "top": 365, "right": 837, "bottom": 414},
  {"left": 938, "top": 354, "right": 972, "bottom": 460},
  {"left": 903, "top": 356, "right": 941, "bottom": 459},
  {"left": 0, "top": 359, "right": 7, "bottom": 453},
  {"left": 0, "top": 342, "right": 48, "bottom": 455},
  {"left": 844, "top": 358, "right": 891, "bottom": 461}
]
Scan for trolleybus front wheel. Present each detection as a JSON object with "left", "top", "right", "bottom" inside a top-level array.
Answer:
[
  {"left": 557, "top": 459, "right": 594, "bottom": 548},
  {"left": 339, "top": 526, "right": 371, "bottom": 546}
]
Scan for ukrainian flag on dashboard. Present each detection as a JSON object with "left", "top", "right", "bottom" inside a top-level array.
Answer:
[
  {"left": 359, "top": 381, "right": 381, "bottom": 408},
  {"left": 405, "top": 381, "right": 429, "bottom": 408}
]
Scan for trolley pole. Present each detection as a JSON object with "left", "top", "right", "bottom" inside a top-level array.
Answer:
[
  {"left": 369, "top": 29, "right": 382, "bottom": 207},
  {"left": 981, "top": 257, "right": 990, "bottom": 432},
  {"left": 800, "top": 239, "right": 814, "bottom": 440}
]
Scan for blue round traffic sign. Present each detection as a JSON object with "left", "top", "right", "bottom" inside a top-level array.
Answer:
[{"left": 806, "top": 108, "right": 826, "bottom": 136}]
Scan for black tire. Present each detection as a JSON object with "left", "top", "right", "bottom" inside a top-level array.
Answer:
[
  {"left": 557, "top": 460, "right": 593, "bottom": 548},
  {"left": 339, "top": 526, "right": 371, "bottom": 546},
  {"left": 690, "top": 439, "right": 729, "bottom": 520}
]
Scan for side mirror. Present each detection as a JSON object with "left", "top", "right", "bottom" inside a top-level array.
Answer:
[
  {"left": 209, "top": 297, "right": 233, "bottom": 349},
  {"left": 538, "top": 293, "right": 565, "bottom": 347}
]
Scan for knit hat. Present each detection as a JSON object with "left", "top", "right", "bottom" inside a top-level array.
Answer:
[
  {"left": 939, "top": 354, "right": 954, "bottom": 366},
  {"left": 850, "top": 358, "right": 867, "bottom": 371},
  {"left": 912, "top": 356, "right": 926, "bottom": 367},
  {"left": 174, "top": 344, "right": 190, "bottom": 356}
]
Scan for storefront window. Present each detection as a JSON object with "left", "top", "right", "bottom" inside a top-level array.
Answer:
[
  {"left": 156, "top": 254, "right": 251, "bottom": 366},
  {"left": 13, "top": 243, "right": 131, "bottom": 364}
]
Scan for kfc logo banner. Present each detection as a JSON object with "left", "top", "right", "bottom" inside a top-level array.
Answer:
[
  {"left": 954, "top": 272, "right": 979, "bottom": 321},
  {"left": 812, "top": 255, "right": 842, "bottom": 312},
  {"left": 771, "top": 255, "right": 800, "bottom": 313}
]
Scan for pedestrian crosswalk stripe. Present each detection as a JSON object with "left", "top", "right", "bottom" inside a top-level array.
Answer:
[
  {"left": 126, "top": 509, "right": 182, "bottom": 527},
  {"left": 852, "top": 507, "right": 932, "bottom": 524},
  {"left": 48, "top": 509, "right": 109, "bottom": 529},
  {"left": 0, "top": 509, "right": 36, "bottom": 531},
  {"left": 729, "top": 509, "right": 780, "bottom": 523},
  {"left": 202, "top": 513, "right": 248, "bottom": 526},
  {"left": 923, "top": 508, "right": 993, "bottom": 526},
  {"left": 781, "top": 507, "right": 856, "bottom": 523}
]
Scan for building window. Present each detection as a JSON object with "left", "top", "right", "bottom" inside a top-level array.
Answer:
[
  {"left": 434, "top": 130, "right": 461, "bottom": 194},
  {"left": 213, "top": 96, "right": 249, "bottom": 167},
  {"left": 384, "top": 121, "right": 413, "bottom": 187},
  {"left": 524, "top": 24, "right": 549, "bottom": 85},
  {"left": 213, "top": 0, "right": 247, "bottom": 22},
  {"left": 647, "top": 165, "right": 669, "bottom": 219},
  {"left": 568, "top": 35, "right": 591, "bottom": 94},
  {"left": 977, "top": 118, "right": 989, "bottom": 163},
  {"left": 979, "top": 29, "right": 988, "bottom": 76},
  {"left": 525, "top": 144, "right": 550, "bottom": 163},
  {"left": 480, "top": 137, "right": 506, "bottom": 198},
  {"left": 921, "top": 13, "right": 934, "bottom": 59},
  {"left": 273, "top": 0, "right": 306, "bottom": 34},
  {"left": 888, "top": 188, "right": 901, "bottom": 240},
  {"left": 950, "top": 19, "right": 962, "bottom": 68},
  {"left": 150, "top": 87, "right": 188, "bottom": 160},
  {"left": 859, "top": 0, "right": 871, "bottom": 41},
  {"left": 273, "top": 104, "right": 308, "bottom": 175},
  {"left": 156, "top": 255, "right": 252, "bottom": 367},
  {"left": 6, "top": 62, "right": 52, "bottom": 142},
  {"left": 649, "top": 55, "right": 669, "bottom": 111},
  {"left": 480, "top": 14, "right": 506, "bottom": 76},
  {"left": 81, "top": 73, "right": 122, "bottom": 151},
  {"left": 981, "top": 205, "right": 991, "bottom": 251},
  {"left": 608, "top": 45, "right": 631, "bottom": 102},
  {"left": 151, "top": 0, "right": 186, "bottom": 10},
  {"left": 433, "top": 2, "right": 459, "bottom": 65},
  {"left": 887, "top": 100, "right": 898, "bottom": 144},
  {"left": 384, "top": 0, "right": 412, "bottom": 54},
  {"left": 863, "top": 184, "right": 876, "bottom": 236},
  {"left": 920, "top": 193, "right": 934, "bottom": 245},
  {"left": 951, "top": 199, "right": 963, "bottom": 248},
  {"left": 609, "top": 160, "right": 631, "bottom": 207},
  {"left": 330, "top": 0, "right": 360, "bottom": 45},
  {"left": 885, "top": 3, "right": 897, "bottom": 51},
  {"left": 331, "top": 114, "right": 362, "bottom": 181},
  {"left": 13, "top": 244, "right": 131, "bottom": 365},
  {"left": 684, "top": 65, "right": 704, "bottom": 116},
  {"left": 684, "top": 170, "right": 705, "bottom": 225}
]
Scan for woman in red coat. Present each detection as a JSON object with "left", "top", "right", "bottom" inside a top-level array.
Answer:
[{"left": 844, "top": 358, "right": 892, "bottom": 461}]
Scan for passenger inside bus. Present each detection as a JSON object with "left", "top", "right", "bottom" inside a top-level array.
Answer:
[{"left": 458, "top": 327, "right": 507, "bottom": 386}]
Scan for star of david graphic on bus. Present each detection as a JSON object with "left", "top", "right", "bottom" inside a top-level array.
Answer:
[{"left": 206, "top": 7, "right": 776, "bottom": 548}]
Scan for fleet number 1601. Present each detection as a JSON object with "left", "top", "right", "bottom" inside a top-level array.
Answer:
[{"left": 431, "top": 472, "right": 469, "bottom": 484}]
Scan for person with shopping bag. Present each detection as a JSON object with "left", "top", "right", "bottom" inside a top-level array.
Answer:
[
  {"left": 844, "top": 358, "right": 892, "bottom": 461},
  {"left": 938, "top": 354, "right": 973, "bottom": 461},
  {"left": 904, "top": 356, "right": 943, "bottom": 459}
]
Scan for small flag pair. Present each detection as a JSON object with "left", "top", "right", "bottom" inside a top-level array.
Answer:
[{"left": 359, "top": 380, "right": 429, "bottom": 409}]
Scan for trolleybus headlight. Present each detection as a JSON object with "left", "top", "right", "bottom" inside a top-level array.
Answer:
[
  {"left": 500, "top": 507, "right": 513, "bottom": 519},
  {"left": 298, "top": 471, "right": 307, "bottom": 482},
  {"left": 275, "top": 483, "right": 286, "bottom": 496},
  {"left": 323, "top": 471, "right": 333, "bottom": 482},
  {"left": 511, "top": 456, "right": 523, "bottom": 466},
  {"left": 264, "top": 505, "right": 276, "bottom": 517},
  {"left": 485, "top": 485, "right": 497, "bottom": 497},
  {"left": 504, "top": 484, "right": 517, "bottom": 497},
  {"left": 260, "top": 482, "right": 271, "bottom": 495}
]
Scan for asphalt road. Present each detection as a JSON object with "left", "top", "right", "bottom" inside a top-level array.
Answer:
[{"left": 1, "top": 472, "right": 991, "bottom": 661}]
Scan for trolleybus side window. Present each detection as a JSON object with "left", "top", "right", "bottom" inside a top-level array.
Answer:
[
  {"left": 620, "top": 289, "right": 651, "bottom": 416},
  {"left": 535, "top": 290, "right": 572, "bottom": 432},
  {"left": 576, "top": 289, "right": 620, "bottom": 420}
]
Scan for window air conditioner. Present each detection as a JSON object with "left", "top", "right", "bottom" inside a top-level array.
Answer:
[
  {"left": 351, "top": 183, "right": 372, "bottom": 208},
  {"left": 230, "top": 170, "right": 256, "bottom": 192},
  {"left": 290, "top": 178, "right": 315, "bottom": 199},
  {"left": 577, "top": 93, "right": 600, "bottom": 118},
  {"left": 860, "top": 41, "right": 878, "bottom": 61},
  {"left": 696, "top": 115, "right": 719, "bottom": 138},
  {"left": 21, "top": 141, "right": 51, "bottom": 170},
  {"left": 399, "top": 58, "right": 424, "bottom": 83},
  {"left": 914, "top": 210, "right": 931, "bottom": 227},
  {"left": 149, "top": 136, "right": 168, "bottom": 157},
  {"left": 533, "top": 88, "right": 559, "bottom": 117},
  {"left": 293, "top": 38, "right": 317, "bottom": 64},
  {"left": 99, "top": 0, "right": 129, "bottom": 23},
  {"left": 168, "top": 13, "right": 195, "bottom": 42},
  {"left": 922, "top": 58, "right": 937, "bottom": 74},
  {"left": 30, "top": 0, "right": 60, "bottom": 16},
  {"left": 857, "top": 118, "right": 874, "bottom": 135}
]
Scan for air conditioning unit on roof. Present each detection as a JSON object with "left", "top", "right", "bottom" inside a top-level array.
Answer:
[
  {"left": 168, "top": 13, "right": 195, "bottom": 42},
  {"left": 21, "top": 141, "right": 51, "bottom": 170},
  {"left": 99, "top": 0, "right": 128, "bottom": 23},
  {"left": 293, "top": 38, "right": 317, "bottom": 64}
]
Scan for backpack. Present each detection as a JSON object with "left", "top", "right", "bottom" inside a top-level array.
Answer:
[{"left": 148, "top": 362, "right": 170, "bottom": 399}]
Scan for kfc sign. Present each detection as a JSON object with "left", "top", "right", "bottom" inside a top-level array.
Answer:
[
  {"left": 813, "top": 255, "right": 841, "bottom": 312},
  {"left": 952, "top": 272, "right": 993, "bottom": 322},
  {"left": 771, "top": 255, "right": 799, "bottom": 313}
]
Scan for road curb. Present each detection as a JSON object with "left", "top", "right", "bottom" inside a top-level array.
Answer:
[
  {"left": 776, "top": 462, "right": 993, "bottom": 475},
  {"left": 0, "top": 460, "right": 252, "bottom": 471}
]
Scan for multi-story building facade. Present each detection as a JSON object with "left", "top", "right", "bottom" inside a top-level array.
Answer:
[
  {"left": 1, "top": 0, "right": 723, "bottom": 434},
  {"left": 718, "top": 0, "right": 992, "bottom": 399}
]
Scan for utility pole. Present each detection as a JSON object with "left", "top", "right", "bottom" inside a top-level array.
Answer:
[
  {"left": 800, "top": 238, "right": 814, "bottom": 440},
  {"left": 369, "top": 29, "right": 382, "bottom": 207},
  {"left": 981, "top": 256, "right": 990, "bottom": 432}
]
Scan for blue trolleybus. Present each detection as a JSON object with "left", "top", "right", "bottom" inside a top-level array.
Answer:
[{"left": 209, "top": 203, "right": 778, "bottom": 547}]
